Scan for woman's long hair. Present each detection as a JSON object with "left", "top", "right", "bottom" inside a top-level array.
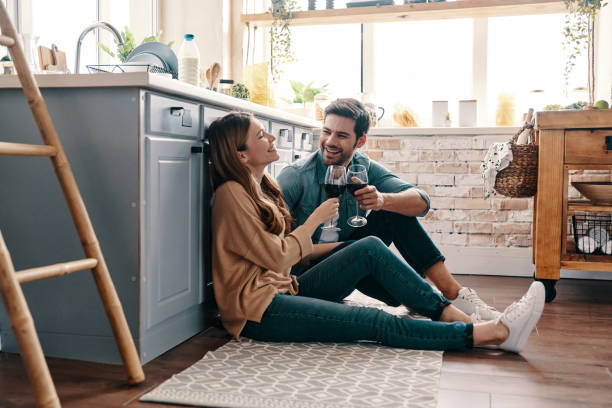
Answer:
[{"left": 207, "top": 112, "right": 293, "bottom": 235}]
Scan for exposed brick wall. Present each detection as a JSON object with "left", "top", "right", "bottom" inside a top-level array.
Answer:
[{"left": 362, "top": 134, "right": 534, "bottom": 248}]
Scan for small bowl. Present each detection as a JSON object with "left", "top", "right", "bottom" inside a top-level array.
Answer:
[{"left": 571, "top": 182, "right": 612, "bottom": 205}]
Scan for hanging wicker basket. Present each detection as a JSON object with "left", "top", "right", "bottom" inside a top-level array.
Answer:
[{"left": 494, "top": 120, "right": 538, "bottom": 198}]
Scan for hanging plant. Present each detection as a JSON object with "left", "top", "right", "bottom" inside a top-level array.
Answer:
[
  {"left": 269, "top": 0, "right": 298, "bottom": 83},
  {"left": 562, "top": 0, "right": 608, "bottom": 103}
]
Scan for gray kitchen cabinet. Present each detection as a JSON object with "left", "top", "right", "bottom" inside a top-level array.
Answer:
[
  {"left": 0, "top": 75, "right": 319, "bottom": 365},
  {"left": 0, "top": 88, "right": 208, "bottom": 364},
  {"left": 294, "top": 126, "right": 316, "bottom": 162},
  {"left": 141, "top": 136, "right": 203, "bottom": 359},
  {"left": 270, "top": 121, "right": 295, "bottom": 178}
]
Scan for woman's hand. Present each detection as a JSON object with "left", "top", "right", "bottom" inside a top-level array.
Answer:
[{"left": 307, "top": 198, "right": 339, "bottom": 226}]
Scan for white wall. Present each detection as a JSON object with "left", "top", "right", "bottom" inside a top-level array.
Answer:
[{"left": 158, "top": 0, "right": 224, "bottom": 76}]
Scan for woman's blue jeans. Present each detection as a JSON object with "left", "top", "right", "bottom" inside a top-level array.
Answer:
[{"left": 242, "top": 237, "right": 473, "bottom": 351}]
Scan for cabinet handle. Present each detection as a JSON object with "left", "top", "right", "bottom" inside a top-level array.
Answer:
[
  {"left": 191, "top": 146, "right": 203, "bottom": 153},
  {"left": 170, "top": 107, "right": 184, "bottom": 116},
  {"left": 606, "top": 136, "right": 612, "bottom": 151}
]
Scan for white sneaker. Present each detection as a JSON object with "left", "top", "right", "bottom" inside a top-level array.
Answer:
[
  {"left": 451, "top": 287, "right": 501, "bottom": 321},
  {"left": 498, "top": 281, "right": 545, "bottom": 353}
]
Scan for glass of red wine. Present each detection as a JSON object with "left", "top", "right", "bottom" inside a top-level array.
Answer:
[
  {"left": 347, "top": 164, "right": 368, "bottom": 227},
  {"left": 322, "top": 165, "right": 346, "bottom": 231}
]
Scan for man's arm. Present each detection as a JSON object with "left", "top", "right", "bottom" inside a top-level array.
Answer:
[
  {"left": 352, "top": 159, "right": 430, "bottom": 216},
  {"left": 353, "top": 186, "right": 428, "bottom": 216}
]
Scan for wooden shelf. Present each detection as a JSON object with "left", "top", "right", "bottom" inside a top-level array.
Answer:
[
  {"left": 561, "top": 254, "right": 612, "bottom": 272},
  {"left": 241, "top": 0, "right": 566, "bottom": 27},
  {"left": 568, "top": 200, "right": 612, "bottom": 215}
]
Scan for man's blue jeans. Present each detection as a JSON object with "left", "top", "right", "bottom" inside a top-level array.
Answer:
[
  {"left": 242, "top": 237, "right": 473, "bottom": 351},
  {"left": 347, "top": 210, "right": 447, "bottom": 306}
]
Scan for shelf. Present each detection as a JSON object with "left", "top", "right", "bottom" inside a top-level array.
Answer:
[
  {"left": 241, "top": 0, "right": 566, "bottom": 27},
  {"left": 561, "top": 254, "right": 612, "bottom": 272},
  {"left": 568, "top": 200, "right": 612, "bottom": 215}
]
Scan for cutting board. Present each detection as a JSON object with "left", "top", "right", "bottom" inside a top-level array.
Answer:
[{"left": 38, "top": 44, "right": 68, "bottom": 72}]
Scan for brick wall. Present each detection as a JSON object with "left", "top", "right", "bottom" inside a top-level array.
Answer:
[{"left": 362, "top": 134, "right": 534, "bottom": 248}]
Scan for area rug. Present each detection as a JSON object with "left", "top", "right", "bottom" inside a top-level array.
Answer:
[{"left": 140, "top": 291, "right": 443, "bottom": 408}]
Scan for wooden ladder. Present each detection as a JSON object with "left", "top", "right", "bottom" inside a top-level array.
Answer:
[{"left": 0, "top": 4, "right": 145, "bottom": 408}]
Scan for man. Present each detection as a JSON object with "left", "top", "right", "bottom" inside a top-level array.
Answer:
[{"left": 277, "top": 98, "right": 499, "bottom": 321}]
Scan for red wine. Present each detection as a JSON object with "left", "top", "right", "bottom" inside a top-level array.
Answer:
[
  {"left": 325, "top": 183, "right": 346, "bottom": 198},
  {"left": 348, "top": 182, "right": 367, "bottom": 196}
]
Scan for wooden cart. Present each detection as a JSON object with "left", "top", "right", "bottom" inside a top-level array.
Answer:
[{"left": 534, "top": 109, "right": 612, "bottom": 302}]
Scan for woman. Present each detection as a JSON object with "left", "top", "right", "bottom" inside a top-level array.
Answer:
[{"left": 208, "top": 112, "right": 544, "bottom": 352}]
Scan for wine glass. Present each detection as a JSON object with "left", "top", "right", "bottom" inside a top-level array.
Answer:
[
  {"left": 347, "top": 164, "right": 368, "bottom": 227},
  {"left": 322, "top": 165, "right": 346, "bottom": 231}
]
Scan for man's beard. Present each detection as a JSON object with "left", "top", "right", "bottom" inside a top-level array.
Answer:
[{"left": 321, "top": 144, "right": 353, "bottom": 166}]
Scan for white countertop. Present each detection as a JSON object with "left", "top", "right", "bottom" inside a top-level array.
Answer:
[
  {"left": 0, "top": 72, "right": 321, "bottom": 128},
  {"left": 0, "top": 72, "right": 521, "bottom": 136}
]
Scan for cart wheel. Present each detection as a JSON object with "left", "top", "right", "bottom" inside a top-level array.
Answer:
[{"left": 534, "top": 277, "right": 557, "bottom": 303}]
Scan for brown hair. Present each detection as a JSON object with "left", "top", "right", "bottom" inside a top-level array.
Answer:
[
  {"left": 324, "top": 98, "right": 370, "bottom": 141},
  {"left": 206, "top": 112, "right": 293, "bottom": 235}
]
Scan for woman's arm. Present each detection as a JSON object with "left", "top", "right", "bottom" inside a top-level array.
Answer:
[{"left": 213, "top": 182, "right": 339, "bottom": 273}]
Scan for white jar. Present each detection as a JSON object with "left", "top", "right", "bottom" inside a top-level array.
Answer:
[
  {"left": 459, "top": 99, "right": 477, "bottom": 127},
  {"left": 178, "top": 34, "right": 200, "bottom": 87}
]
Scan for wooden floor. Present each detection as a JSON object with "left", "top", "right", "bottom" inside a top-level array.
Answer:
[{"left": 1, "top": 275, "right": 611, "bottom": 407}]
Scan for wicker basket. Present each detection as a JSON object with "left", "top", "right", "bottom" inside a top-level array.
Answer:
[{"left": 494, "top": 122, "right": 538, "bottom": 198}]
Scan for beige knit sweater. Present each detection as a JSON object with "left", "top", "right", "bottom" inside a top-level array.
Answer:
[{"left": 211, "top": 181, "right": 314, "bottom": 339}]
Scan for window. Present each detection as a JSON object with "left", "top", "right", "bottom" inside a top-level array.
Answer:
[
  {"left": 265, "top": 9, "right": 595, "bottom": 127},
  {"left": 487, "top": 14, "right": 587, "bottom": 125},
  {"left": 17, "top": 0, "right": 156, "bottom": 73},
  {"left": 31, "top": 0, "right": 97, "bottom": 73},
  {"left": 274, "top": 23, "right": 362, "bottom": 105},
  {"left": 372, "top": 19, "right": 473, "bottom": 127}
]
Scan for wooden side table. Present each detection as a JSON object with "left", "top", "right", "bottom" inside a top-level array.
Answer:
[{"left": 534, "top": 110, "right": 612, "bottom": 302}]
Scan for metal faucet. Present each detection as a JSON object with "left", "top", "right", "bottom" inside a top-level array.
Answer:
[{"left": 74, "top": 22, "right": 124, "bottom": 74}]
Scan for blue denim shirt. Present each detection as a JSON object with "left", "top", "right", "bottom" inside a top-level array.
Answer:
[{"left": 277, "top": 150, "right": 430, "bottom": 242}]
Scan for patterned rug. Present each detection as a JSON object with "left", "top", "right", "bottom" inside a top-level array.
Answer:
[{"left": 140, "top": 291, "right": 443, "bottom": 408}]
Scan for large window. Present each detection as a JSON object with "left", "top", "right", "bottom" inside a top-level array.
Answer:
[
  {"left": 268, "top": 10, "right": 595, "bottom": 127},
  {"left": 373, "top": 19, "right": 473, "bottom": 127},
  {"left": 487, "top": 14, "right": 587, "bottom": 125}
]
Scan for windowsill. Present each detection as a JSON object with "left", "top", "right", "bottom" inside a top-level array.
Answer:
[{"left": 367, "top": 126, "right": 521, "bottom": 136}]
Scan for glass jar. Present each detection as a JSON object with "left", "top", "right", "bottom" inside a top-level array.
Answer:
[{"left": 219, "top": 79, "right": 234, "bottom": 95}]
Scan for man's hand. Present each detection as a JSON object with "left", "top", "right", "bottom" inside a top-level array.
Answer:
[{"left": 353, "top": 184, "right": 385, "bottom": 211}]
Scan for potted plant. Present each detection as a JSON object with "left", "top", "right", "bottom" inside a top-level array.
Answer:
[
  {"left": 269, "top": 0, "right": 298, "bottom": 82},
  {"left": 562, "top": 0, "right": 608, "bottom": 107},
  {"left": 230, "top": 83, "right": 251, "bottom": 100},
  {"left": 97, "top": 26, "right": 174, "bottom": 63},
  {"left": 283, "top": 80, "right": 329, "bottom": 105},
  {"left": 444, "top": 112, "right": 452, "bottom": 127},
  {"left": 281, "top": 80, "right": 328, "bottom": 117}
]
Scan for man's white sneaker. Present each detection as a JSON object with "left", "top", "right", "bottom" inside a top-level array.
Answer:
[
  {"left": 451, "top": 287, "right": 501, "bottom": 321},
  {"left": 498, "top": 281, "right": 545, "bottom": 353}
]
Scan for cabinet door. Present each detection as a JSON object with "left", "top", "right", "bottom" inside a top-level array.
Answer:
[{"left": 143, "top": 136, "right": 202, "bottom": 329}]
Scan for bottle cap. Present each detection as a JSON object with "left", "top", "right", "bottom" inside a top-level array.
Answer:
[{"left": 184, "top": 34, "right": 195, "bottom": 41}]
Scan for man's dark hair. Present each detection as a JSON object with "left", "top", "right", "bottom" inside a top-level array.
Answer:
[{"left": 324, "top": 98, "right": 370, "bottom": 140}]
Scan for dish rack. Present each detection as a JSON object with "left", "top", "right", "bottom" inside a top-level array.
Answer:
[
  {"left": 572, "top": 213, "right": 612, "bottom": 255},
  {"left": 86, "top": 64, "right": 175, "bottom": 77}
]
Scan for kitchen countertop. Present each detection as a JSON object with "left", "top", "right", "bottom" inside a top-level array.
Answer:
[{"left": 0, "top": 72, "right": 321, "bottom": 128}]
